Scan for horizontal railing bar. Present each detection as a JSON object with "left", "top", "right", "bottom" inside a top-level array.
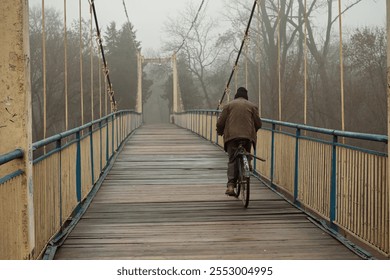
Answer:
[
  {"left": 0, "top": 169, "right": 24, "bottom": 184},
  {"left": 0, "top": 149, "right": 24, "bottom": 166},
  {"left": 33, "top": 121, "right": 112, "bottom": 164},
  {"left": 33, "top": 110, "right": 139, "bottom": 150},
  {"left": 261, "top": 127, "right": 387, "bottom": 156},
  {"left": 261, "top": 118, "right": 388, "bottom": 143},
  {"left": 179, "top": 110, "right": 388, "bottom": 144}
]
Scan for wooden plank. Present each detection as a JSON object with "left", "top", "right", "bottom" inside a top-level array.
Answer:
[{"left": 54, "top": 124, "right": 361, "bottom": 260}]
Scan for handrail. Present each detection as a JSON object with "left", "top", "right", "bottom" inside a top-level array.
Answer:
[
  {"left": 261, "top": 118, "right": 388, "bottom": 143},
  {"left": 33, "top": 110, "right": 139, "bottom": 150},
  {"left": 0, "top": 149, "right": 24, "bottom": 166},
  {"left": 0, "top": 110, "right": 139, "bottom": 156},
  {"left": 180, "top": 109, "right": 388, "bottom": 144}
]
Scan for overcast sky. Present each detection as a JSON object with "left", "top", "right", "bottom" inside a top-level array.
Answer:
[
  {"left": 29, "top": 0, "right": 386, "bottom": 53},
  {"left": 29, "top": 0, "right": 225, "bottom": 53}
]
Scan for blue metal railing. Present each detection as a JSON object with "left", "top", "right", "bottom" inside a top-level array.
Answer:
[
  {"left": 0, "top": 149, "right": 24, "bottom": 166},
  {"left": 260, "top": 118, "right": 387, "bottom": 222},
  {"left": 173, "top": 109, "right": 389, "bottom": 257},
  {"left": 0, "top": 149, "right": 25, "bottom": 184},
  {"left": 0, "top": 110, "right": 142, "bottom": 259}
]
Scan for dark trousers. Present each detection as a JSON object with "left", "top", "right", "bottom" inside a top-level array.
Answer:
[{"left": 226, "top": 138, "right": 252, "bottom": 186}]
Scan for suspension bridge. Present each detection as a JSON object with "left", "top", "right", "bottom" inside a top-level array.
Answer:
[{"left": 0, "top": 0, "right": 389, "bottom": 261}]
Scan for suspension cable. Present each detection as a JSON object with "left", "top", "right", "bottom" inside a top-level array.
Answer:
[
  {"left": 90, "top": 3, "right": 94, "bottom": 121},
  {"left": 338, "top": 0, "right": 345, "bottom": 132},
  {"left": 42, "top": 0, "right": 47, "bottom": 144},
  {"left": 277, "top": 0, "right": 281, "bottom": 121},
  {"left": 122, "top": 0, "right": 143, "bottom": 113},
  {"left": 122, "top": 0, "right": 138, "bottom": 51},
  {"left": 175, "top": 0, "right": 206, "bottom": 54},
  {"left": 90, "top": 0, "right": 117, "bottom": 112},
  {"left": 64, "top": 0, "right": 68, "bottom": 130},
  {"left": 79, "top": 0, "right": 84, "bottom": 124},
  {"left": 304, "top": 0, "right": 308, "bottom": 126},
  {"left": 217, "top": 0, "right": 257, "bottom": 109},
  {"left": 98, "top": 46, "right": 102, "bottom": 119},
  {"left": 245, "top": 35, "right": 249, "bottom": 89},
  {"left": 256, "top": 0, "right": 262, "bottom": 116}
]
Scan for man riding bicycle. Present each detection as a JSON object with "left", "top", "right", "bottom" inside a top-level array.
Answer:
[{"left": 216, "top": 87, "right": 262, "bottom": 196}]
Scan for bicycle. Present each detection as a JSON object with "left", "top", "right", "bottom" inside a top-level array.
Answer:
[
  {"left": 233, "top": 143, "right": 251, "bottom": 208},
  {"left": 234, "top": 142, "right": 265, "bottom": 208}
]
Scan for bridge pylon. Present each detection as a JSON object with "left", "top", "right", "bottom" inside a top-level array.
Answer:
[
  {"left": 138, "top": 53, "right": 184, "bottom": 117},
  {"left": 136, "top": 51, "right": 143, "bottom": 114},
  {"left": 0, "top": 0, "right": 35, "bottom": 259},
  {"left": 387, "top": 0, "right": 390, "bottom": 251}
]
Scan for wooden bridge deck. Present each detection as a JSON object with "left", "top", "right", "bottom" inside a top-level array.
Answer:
[{"left": 54, "top": 124, "right": 360, "bottom": 260}]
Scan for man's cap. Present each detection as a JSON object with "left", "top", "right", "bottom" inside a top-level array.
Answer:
[{"left": 234, "top": 87, "right": 248, "bottom": 100}]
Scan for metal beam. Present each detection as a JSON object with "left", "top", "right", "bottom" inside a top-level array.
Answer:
[{"left": 143, "top": 57, "right": 171, "bottom": 64}]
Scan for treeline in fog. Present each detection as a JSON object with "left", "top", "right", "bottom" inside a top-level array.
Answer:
[
  {"left": 29, "top": 1, "right": 387, "bottom": 145},
  {"left": 160, "top": 0, "right": 387, "bottom": 138},
  {"left": 29, "top": 7, "right": 152, "bottom": 142}
]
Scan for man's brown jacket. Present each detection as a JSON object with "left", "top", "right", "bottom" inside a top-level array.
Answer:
[{"left": 216, "top": 97, "right": 262, "bottom": 151}]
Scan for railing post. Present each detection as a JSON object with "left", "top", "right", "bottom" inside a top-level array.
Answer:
[
  {"left": 216, "top": 111, "right": 220, "bottom": 145},
  {"left": 270, "top": 123, "right": 276, "bottom": 188},
  {"left": 56, "top": 139, "right": 63, "bottom": 228},
  {"left": 99, "top": 120, "right": 102, "bottom": 172},
  {"left": 0, "top": 0, "right": 35, "bottom": 259},
  {"left": 330, "top": 134, "right": 338, "bottom": 227},
  {"left": 253, "top": 147, "right": 257, "bottom": 172},
  {"left": 190, "top": 112, "right": 192, "bottom": 130},
  {"left": 195, "top": 112, "right": 197, "bottom": 133},
  {"left": 106, "top": 117, "right": 109, "bottom": 163},
  {"left": 76, "top": 131, "right": 82, "bottom": 202},
  {"left": 89, "top": 125, "right": 95, "bottom": 185},
  {"left": 116, "top": 114, "right": 119, "bottom": 149},
  {"left": 204, "top": 111, "right": 207, "bottom": 138},
  {"left": 294, "top": 128, "right": 301, "bottom": 203},
  {"left": 210, "top": 112, "right": 213, "bottom": 142},
  {"left": 198, "top": 111, "right": 200, "bottom": 135},
  {"left": 204, "top": 112, "right": 207, "bottom": 138},
  {"left": 112, "top": 114, "right": 115, "bottom": 155}
]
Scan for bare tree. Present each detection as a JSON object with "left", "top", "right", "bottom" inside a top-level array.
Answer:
[
  {"left": 344, "top": 27, "right": 387, "bottom": 135},
  {"left": 163, "top": 1, "right": 223, "bottom": 108},
  {"left": 226, "top": 0, "right": 367, "bottom": 129}
]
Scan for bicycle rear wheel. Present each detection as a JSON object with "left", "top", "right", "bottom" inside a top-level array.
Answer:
[
  {"left": 235, "top": 160, "right": 241, "bottom": 197},
  {"left": 240, "top": 175, "right": 250, "bottom": 208},
  {"left": 238, "top": 158, "right": 250, "bottom": 208}
]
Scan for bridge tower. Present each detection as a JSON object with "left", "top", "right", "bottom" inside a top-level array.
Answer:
[
  {"left": 0, "top": 0, "right": 35, "bottom": 259},
  {"left": 172, "top": 53, "right": 180, "bottom": 113},
  {"left": 136, "top": 51, "right": 143, "bottom": 114},
  {"left": 139, "top": 54, "right": 184, "bottom": 116}
]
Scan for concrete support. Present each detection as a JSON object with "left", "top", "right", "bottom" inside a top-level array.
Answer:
[
  {"left": 387, "top": 0, "right": 390, "bottom": 258},
  {"left": 0, "top": 0, "right": 35, "bottom": 258},
  {"left": 136, "top": 52, "right": 143, "bottom": 114}
]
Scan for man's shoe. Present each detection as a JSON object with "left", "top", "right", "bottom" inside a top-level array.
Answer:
[{"left": 225, "top": 184, "right": 236, "bottom": 196}]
